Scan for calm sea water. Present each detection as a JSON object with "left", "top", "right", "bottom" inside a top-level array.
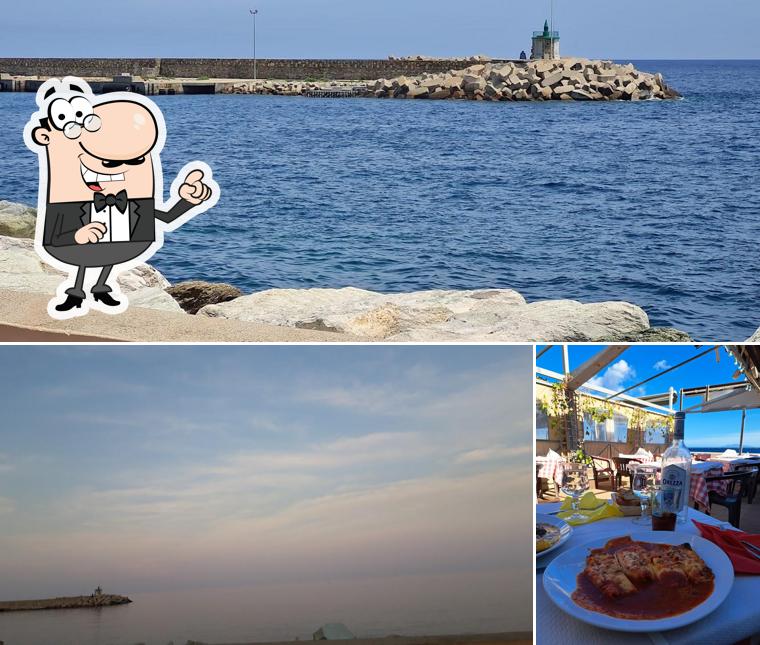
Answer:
[
  {"left": 688, "top": 446, "right": 760, "bottom": 453},
  {"left": 0, "top": 570, "right": 517, "bottom": 645},
  {"left": 1, "top": 60, "right": 758, "bottom": 340}
]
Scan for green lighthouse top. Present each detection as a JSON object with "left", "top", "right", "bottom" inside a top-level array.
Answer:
[{"left": 534, "top": 19, "right": 559, "bottom": 40}]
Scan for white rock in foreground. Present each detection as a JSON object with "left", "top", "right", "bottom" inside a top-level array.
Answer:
[
  {"left": 0, "top": 235, "right": 182, "bottom": 313},
  {"left": 198, "top": 287, "right": 649, "bottom": 341},
  {"left": 748, "top": 328, "right": 760, "bottom": 342}
]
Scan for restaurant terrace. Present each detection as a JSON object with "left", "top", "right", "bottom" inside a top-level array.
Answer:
[{"left": 536, "top": 344, "right": 760, "bottom": 645}]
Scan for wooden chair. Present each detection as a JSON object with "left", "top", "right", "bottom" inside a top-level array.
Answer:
[
  {"left": 612, "top": 457, "right": 641, "bottom": 489},
  {"left": 591, "top": 456, "right": 617, "bottom": 491},
  {"left": 704, "top": 470, "right": 754, "bottom": 528}
]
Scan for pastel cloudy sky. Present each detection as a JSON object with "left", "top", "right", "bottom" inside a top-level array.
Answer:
[
  {"left": 3, "top": 0, "right": 759, "bottom": 58},
  {"left": 0, "top": 345, "right": 531, "bottom": 613}
]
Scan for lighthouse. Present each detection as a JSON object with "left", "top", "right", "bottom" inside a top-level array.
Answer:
[{"left": 531, "top": 20, "right": 560, "bottom": 60}]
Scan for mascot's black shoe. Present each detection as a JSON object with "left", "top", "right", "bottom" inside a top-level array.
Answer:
[
  {"left": 55, "top": 294, "right": 84, "bottom": 312},
  {"left": 93, "top": 292, "right": 121, "bottom": 307}
]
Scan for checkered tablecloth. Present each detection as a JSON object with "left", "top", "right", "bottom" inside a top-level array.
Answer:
[
  {"left": 536, "top": 454, "right": 566, "bottom": 485},
  {"left": 690, "top": 466, "right": 727, "bottom": 510}
]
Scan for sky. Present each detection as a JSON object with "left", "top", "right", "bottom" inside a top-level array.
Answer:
[
  {"left": 2, "top": 0, "right": 759, "bottom": 59},
  {"left": 537, "top": 345, "right": 760, "bottom": 449},
  {"left": 0, "top": 345, "right": 531, "bottom": 623}
]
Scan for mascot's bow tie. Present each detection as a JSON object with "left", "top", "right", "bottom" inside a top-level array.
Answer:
[{"left": 94, "top": 190, "right": 128, "bottom": 213}]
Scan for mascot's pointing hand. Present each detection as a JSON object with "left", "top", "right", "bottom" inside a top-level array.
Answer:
[{"left": 179, "top": 169, "right": 212, "bottom": 205}]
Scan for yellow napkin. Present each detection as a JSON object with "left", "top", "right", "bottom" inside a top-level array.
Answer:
[{"left": 557, "top": 492, "right": 623, "bottom": 525}]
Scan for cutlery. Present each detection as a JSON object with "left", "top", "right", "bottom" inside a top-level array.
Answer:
[{"left": 740, "top": 540, "right": 760, "bottom": 560}]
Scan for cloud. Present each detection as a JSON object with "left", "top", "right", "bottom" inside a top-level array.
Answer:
[
  {"left": 588, "top": 360, "right": 636, "bottom": 392},
  {"left": 455, "top": 445, "right": 532, "bottom": 464},
  {"left": 297, "top": 382, "right": 424, "bottom": 415},
  {"left": 0, "top": 496, "right": 15, "bottom": 514},
  {"left": 0, "top": 453, "right": 13, "bottom": 473},
  {"left": 653, "top": 359, "right": 671, "bottom": 371}
]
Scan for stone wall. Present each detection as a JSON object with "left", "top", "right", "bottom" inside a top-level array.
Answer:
[{"left": 0, "top": 58, "right": 514, "bottom": 81}]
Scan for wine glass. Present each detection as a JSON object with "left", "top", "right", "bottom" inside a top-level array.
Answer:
[
  {"left": 631, "top": 465, "right": 659, "bottom": 525},
  {"left": 560, "top": 464, "right": 590, "bottom": 521}
]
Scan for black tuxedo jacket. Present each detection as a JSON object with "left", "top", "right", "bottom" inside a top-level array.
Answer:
[{"left": 43, "top": 198, "right": 193, "bottom": 247}]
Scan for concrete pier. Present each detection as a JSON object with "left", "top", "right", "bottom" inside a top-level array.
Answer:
[{"left": 0, "top": 594, "right": 132, "bottom": 612}]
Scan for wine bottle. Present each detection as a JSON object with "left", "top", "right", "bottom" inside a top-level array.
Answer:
[{"left": 661, "top": 437, "right": 692, "bottom": 524}]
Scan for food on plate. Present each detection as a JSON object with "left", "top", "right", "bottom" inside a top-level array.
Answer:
[
  {"left": 537, "top": 522, "right": 561, "bottom": 553},
  {"left": 571, "top": 536, "right": 715, "bottom": 619},
  {"left": 614, "top": 540, "right": 655, "bottom": 585},
  {"left": 585, "top": 551, "right": 637, "bottom": 597},
  {"left": 652, "top": 543, "right": 714, "bottom": 586}
]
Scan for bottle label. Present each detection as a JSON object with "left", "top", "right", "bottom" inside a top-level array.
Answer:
[{"left": 662, "top": 464, "right": 688, "bottom": 511}]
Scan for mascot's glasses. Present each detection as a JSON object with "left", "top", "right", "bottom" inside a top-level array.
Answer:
[{"left": 63, "top": 114, "right": 102, "bottom": 140}]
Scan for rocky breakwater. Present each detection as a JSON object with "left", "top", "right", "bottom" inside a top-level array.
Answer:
[
  {"left": 0, "top": 594, "right": 131, "bottom": 612},
  {"left": 220, "top": 79, "right": 364, "bottom": 96},
  {"left": 198, "top": 287, "right": 677, "bottom": 342},
  {"left": 373, "top": 58, "right": 679, "bottom": 101}
]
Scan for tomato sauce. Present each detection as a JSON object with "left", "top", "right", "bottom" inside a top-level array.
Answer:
[{"left": 571, "top": 538, "right": 714, "bottom": 620}]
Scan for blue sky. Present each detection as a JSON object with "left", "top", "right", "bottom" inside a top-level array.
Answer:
[
  {"left": 2, "top": 0, "right": 759, "bottom": 59},
  {"left": 537, "top": 345, "right": 760, "bottom": 449},
  {"left": 0, "top": 345, "right": 531, "bottom": 617}
]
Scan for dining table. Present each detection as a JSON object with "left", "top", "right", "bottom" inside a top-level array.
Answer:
[{"left": 536, "top": 502, "right": 760, "bottom": 644}]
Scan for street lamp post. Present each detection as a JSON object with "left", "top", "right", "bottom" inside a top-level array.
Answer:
[{"left": 250, "top": 9, "right": 259, "bottom": 80}]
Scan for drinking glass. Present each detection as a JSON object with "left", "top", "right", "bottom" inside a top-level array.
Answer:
[
  {"left": 631, "top": 465, "right": 659, "bottom": 525},
  {"left": 651, "top": 485, "right": 680, "bottom": 531},
  {"left": 560, "top": 464, "right": 590, "bottom": 521}
]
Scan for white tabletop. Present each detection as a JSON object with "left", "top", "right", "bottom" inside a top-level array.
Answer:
[{"left": 536, "top": 504, "right": 760, "bottom": 645}]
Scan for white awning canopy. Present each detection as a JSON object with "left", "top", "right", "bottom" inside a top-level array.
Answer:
[{"left": 694, "top": 386, "right": 760, "bottom": 413}]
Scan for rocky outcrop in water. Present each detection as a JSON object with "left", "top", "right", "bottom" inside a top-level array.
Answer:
[
  {"left": 373, "top": 58, "right": 680, "bottom": 101},
  {"left": 198, "top": 287, "right": 654, "bottom": 342},
  {"left": 0, "top": 594, "right": 131, "bottom": 612},
  {"left": 604, "top": 327, "right": 694, "bottom": 342},
  {"left": 219, "top": 58, "right": 679, "bottom": 102},
  {"left": 167, "top": 280, "right": 243, "bottom": 314}
]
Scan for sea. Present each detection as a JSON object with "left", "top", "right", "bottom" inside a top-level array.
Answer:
[
  {"left": 0, "top": 570, "right": 518, "bottom": 645},
  {"left": 688, "top": 446, "right": 760, "bottom": 454},
  {"left": 0, "top": 60, "right": 758, "bottom": 340}
]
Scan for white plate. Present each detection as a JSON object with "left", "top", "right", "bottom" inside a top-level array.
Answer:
[
  {"left": 536, "top": 514, "right": 573, "bottom": 558},
  {"left": 543, "top": 530, "right": 734, "bottom": 632}
]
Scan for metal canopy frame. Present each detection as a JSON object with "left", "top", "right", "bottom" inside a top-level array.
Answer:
[{"left": 536, "top": 344, "right": 760, "bottom": 453}]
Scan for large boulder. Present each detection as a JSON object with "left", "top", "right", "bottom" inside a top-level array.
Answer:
[
  {"left": 198, "top": 287, "right": 651, "bottom": 342},
  {"left": 0, "top": 234, "right": 183, "bottom": 313},
  {"left": 603, "top": 327, "right": 693, "bottom": 342},
  {"left": 0, "top": 200, "right": 37, "bottom": 238},
  {"left": 167, "top": 280, "right": 243, "bottom": 314}
]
